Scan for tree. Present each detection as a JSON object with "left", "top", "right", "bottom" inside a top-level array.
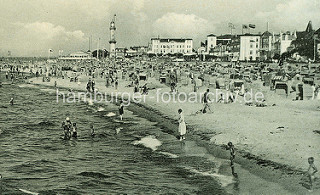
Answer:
[{"left": 290, "top": 36, "right": 314, "bottom": 59}]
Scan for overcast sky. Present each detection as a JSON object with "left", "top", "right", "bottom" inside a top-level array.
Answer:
[{"left": 0, "top": 0, "right": 319, "bottom": 57}]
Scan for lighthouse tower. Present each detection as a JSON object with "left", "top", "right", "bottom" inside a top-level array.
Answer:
[{"left": 109, "top": 14, "right": 116, "bottom": 58}]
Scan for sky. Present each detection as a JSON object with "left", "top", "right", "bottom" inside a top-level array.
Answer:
[{"left": 0, "top": 0, "right": 319, "bottom": 57}]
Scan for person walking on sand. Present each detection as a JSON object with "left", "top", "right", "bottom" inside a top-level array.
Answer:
[
  {"left": 202, "top": 89, "right": 212, "bottom": 113},
  {"left": 119, "top": 101, "right": 124, "bottom": 121},
  {"left": 178, "top": 109, "right": 186, "bottom": 141},
  {"left": 311, "top": 84, "right": 316, "bottom": 100},
  {"left": 307, "top": 157, "right": 318, "bottom": 191},
  {"left": 115, "top": 77, "right": 119, "bottom": 90},
  {"left": 227, "top": 142, "right": 237, "bottom": 177}
]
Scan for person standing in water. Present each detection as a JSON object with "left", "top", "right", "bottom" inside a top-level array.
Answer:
[
  {"left": 72, "top": 123, "right": 78, "bottom": 138},
  {"left": 90, "top": 124, "right": 95, "bottom": 137},
  {"left": 9, "top": 97, "right": 14, "bottom": 106},
  {"left": 227, "top": 142, "right": 237, "bottom": 177},
  {"left": 119, "top": 101, "right": 124, "bottom": 121},
  {"left": 62, "top": 117, "right": 72, "bottom": 140},
  {"left": 178, "top": 109, "right": 186, "bottom": 141}
]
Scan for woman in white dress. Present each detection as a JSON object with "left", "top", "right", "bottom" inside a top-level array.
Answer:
[{"left": 178, "top": 109, "right": 186, "bottom": 141}]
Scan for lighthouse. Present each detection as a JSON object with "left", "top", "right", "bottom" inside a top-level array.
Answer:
[{"left": 109, "top": 14, "right": 116, "bottom": 58}]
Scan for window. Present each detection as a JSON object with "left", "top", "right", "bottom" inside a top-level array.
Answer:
[
  {"left": 250, "top": 44, "right": 253, "bottom": 48},
  {"left": 250, "top": 51, "right": 253, "bottom": 55}
]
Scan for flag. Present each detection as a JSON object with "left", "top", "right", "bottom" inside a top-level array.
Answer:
[
  {"left": 242, "top": 25, "right": 248, "bottom": 29},
  {"left": 249, "top": 24, "right": 256, "bottom": 29}
]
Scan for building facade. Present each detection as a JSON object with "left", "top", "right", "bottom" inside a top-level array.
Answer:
[
  {"left": 207, "top": 34, "right": 217, "bottom": 53},
  {"left": 239, "top": 34, "right": 260, "bottom": 61},
  {"left": 150, "top": 38, "right": 193, "bottom": 55},
  {"left": 278, "top": 31, "right": 296, "bottom": 54}
]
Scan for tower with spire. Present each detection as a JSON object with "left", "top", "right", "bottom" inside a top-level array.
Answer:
[{"left": 109, "top": 14, "right": 116, "bottom": 58}]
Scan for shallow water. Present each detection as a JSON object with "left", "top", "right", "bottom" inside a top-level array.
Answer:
[
  {"left": 0, "top": 78, "right": 227, "bottom": 194},
  {"left": 0, "top": 73, "right": 293, "bottom": 194}
]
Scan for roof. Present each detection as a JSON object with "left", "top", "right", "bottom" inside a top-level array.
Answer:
[
  {"left": 70, "top": 51, "right": 90, "bottom": 55},
  {"left": 207, "top": 34, "right": 216, "bottom": 37},
  {"left": 151, "top": 38, "right": 192, "bottom": 42},
  {"left": 262, "top": 31, "right": 272, "bottom": 37},
  {"left": 239, "top": 33, "right": 261, "bottom": 37},
  {"left": 272, "top": 76, "right": 283, "bottom": 80},
  {"left": 217, "top": 34, "right": 236, "bottom": 39}
]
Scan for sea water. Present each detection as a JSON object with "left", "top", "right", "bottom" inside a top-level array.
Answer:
[{"left": 0, "top": 77, "right": 227, "bottom": 194}]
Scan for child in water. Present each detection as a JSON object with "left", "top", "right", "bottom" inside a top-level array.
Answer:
[
  {"left": 119, "top": 101, "right": 124, "bottom": 121},
  {"left": 227, "top": 142, "right": 237, "bottom": 177},
  {"left": 307, "top": 157, "right": 318, "bottom": 191},
  {"left": 90, "top": 124, "right": 95, "bottom": 137},
  {"left": 72, "top": 123, "right": 78, "bottom": 138},
  {"left": 9, "top": 97, "right": 14, "bottom": 106}
]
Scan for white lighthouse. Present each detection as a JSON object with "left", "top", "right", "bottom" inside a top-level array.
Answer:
[{"left": 109, "top": 14, "right": 116, "bottom": 58}]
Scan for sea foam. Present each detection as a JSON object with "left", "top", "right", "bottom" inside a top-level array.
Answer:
[{"left": 133, "top": 135, "right": 162, "bottom": 151}]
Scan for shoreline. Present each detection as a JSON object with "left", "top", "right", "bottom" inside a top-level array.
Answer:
[{"left": 21, "top": 75, "right": 318, "bottom": 194}]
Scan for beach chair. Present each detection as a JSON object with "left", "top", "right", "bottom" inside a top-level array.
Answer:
[
  {"left": 181, "top": 77, "right": 188, "bottom": 86},
  {"left": 196, "top": 79, "right": 203, "bottom": 88},
  {"left": 209, "top": 77, "right": 216, "bottom": 87}
]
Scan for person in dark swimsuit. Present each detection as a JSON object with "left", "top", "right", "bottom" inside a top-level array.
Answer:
[
  {"left": 72, "top": 123, "right": 78, "bottom": 138},
  {"left": 62, "top": 117, "right": 72, "bottom": 140},
  {"left": 227, "top": 142, "right": 237, "bottom": 177},
  {"left": 90, "top": 124, "right": 95, "bottom": 137},
  {"left": 119, "top": 101, "right": 124, "bottom": 121}
]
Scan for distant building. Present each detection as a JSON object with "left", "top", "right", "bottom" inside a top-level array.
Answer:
[
  {"left": 316, "top": 28, "right": 320, "bottom": 57},
  {"left": 228, "top": 36, "right": 240, "bottom": 61},
  {"left": 128, "top": 46, "right": 148, "bottom": 57},
  {"left": 115, "top": 48, "right": 126, "bottom": 58},
  {"left": 239, "top": 34, "right": 260, "bottom": 61},
  {"left": 207, "top": 34, "right": 217, "bottom": 53},
  {"left": 150, "top": 38, "right": 193, "bottom": 55},
  {"left": 277, "top": 31, "right": 296, "bottom": 54},
  {"left": 260, "top": 31, "right": 274, "bottom": 60},
  {"left": 58, "top": 51, "right": 93, "bottom": 61}
]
